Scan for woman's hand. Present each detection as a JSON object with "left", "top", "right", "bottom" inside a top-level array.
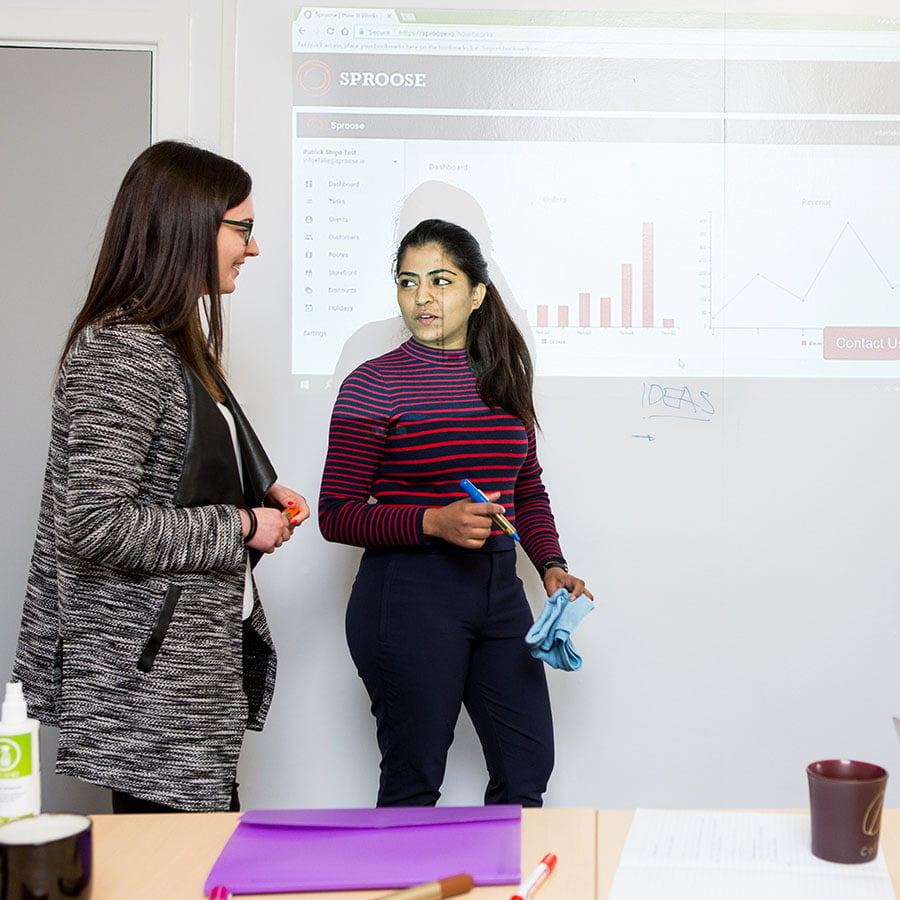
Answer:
[
  {"left": 265, "top": 483, "right": 310, "bottom": 529},
  {"left": 423, "top": 491, "right": 506, "bottom": 549},
  {"left": 239, "top": 504, "right": 301, "bottom": 554},
  {"left": 543, "top": 566, "right": 594, "bottom": 602}
]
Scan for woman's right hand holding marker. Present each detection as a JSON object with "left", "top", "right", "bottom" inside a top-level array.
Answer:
[{"left": 423, "top": 491, "right": 507, "bottom": 549}]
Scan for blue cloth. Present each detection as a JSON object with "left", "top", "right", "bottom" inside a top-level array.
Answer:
[{"left": 525, "top": 589, "right": 594, "bottom": 671}]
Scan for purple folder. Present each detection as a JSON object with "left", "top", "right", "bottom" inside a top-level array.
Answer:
[{"left": 203, "top": 806, "right": 521, "bottom": 895}]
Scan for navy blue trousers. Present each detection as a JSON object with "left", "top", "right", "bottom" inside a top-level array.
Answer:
[{"left": 345, "top": 546, "right": 554, "bottom": 807}]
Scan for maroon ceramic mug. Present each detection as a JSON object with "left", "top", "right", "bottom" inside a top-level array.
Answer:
[{"left": 807, "top": 759, "right": 888, "bottom": 864}]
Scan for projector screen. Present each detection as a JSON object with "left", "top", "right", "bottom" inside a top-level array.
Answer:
[
  {"left": 291, "top": 7, "right": 900, "bottom": 378},
  {"left": 218, "top": 1, "right": 900, "bottom": 813}
]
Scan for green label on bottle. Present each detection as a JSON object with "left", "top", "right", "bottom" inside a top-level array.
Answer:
[{"left": 0, "top": 735, "right": 33, "bottom": 778}]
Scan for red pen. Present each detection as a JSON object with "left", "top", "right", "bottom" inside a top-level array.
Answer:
[
  {"left": 209, "top": 887, "right": 232, "bottom": 900},
  {"left": 510, "top": 853, "right": 557, "bottom": 900}
]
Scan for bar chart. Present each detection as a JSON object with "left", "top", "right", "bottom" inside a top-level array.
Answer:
[{"left": 534, "top": 223, "right": 676, "bottom": 331}]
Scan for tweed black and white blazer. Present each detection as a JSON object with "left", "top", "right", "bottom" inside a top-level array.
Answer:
[{"left": 14, "top": 323, "right": 277, "bottom": 810}]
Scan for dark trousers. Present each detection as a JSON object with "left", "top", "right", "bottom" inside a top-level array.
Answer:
[
  {"left": 346, "top": 546, "right": 554, "bottom": 808},
  {"left": 111, "top": 784, "right": 240, "bottom": 813}
]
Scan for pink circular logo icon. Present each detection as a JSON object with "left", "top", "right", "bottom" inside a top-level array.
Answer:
[{"left": 296, "top": 60, "right": 332, "bottom": 97}]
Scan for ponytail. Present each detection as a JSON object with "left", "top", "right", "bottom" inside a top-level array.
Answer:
[{"left": 467, "top": 283, "right": 537, "bottom": 428}]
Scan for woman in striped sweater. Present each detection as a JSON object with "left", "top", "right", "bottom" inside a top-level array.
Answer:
[
  {"left": 319, "top": 218, "right": 591, "bottom": 807},
  {"left": 13, "top": 141, "right": 309, "bottom": 812}
]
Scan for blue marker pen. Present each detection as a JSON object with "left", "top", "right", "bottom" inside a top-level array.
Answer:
[{"left": 460, "top": 479, "right": 520, "bottom": 542}]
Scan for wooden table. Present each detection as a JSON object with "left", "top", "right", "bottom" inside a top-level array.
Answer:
[
  {"left": 87, "top": 807, "right": 900, "bottom": 898},
  {"left": 89, "top": 807, "right": 597, "bottom": 900}
]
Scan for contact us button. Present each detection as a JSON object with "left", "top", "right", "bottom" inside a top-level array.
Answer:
[{"left": 823, "top": 327, "right": 900, "bottom": 360}]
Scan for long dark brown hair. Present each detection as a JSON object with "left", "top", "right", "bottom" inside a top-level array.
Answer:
[
  {"left": 60, "top": 140, "right": 252, "bottom": 399},
  {"left": 394, "top": 218, "right": 537, "bottom": 428}
]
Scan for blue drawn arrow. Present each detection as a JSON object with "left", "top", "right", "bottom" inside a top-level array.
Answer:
[{"left": 632, "top": 434, "right": 656, "bottom": 441}]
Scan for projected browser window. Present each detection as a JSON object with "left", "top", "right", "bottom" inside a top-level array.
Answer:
[{"left": 292, "top": 8, "right": 900, "bottom": 378}]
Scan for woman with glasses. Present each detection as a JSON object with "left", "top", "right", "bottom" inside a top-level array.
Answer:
[
  {"left": 319, "top": 218, "right": 592, "bottom": 807},
  {"left": 12, "top": 140, "right": 309, "bottom": 813}
]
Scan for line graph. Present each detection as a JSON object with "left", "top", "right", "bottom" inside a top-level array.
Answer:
[{"left": 713, "top": 221, "right": 900, "bottom": 331}]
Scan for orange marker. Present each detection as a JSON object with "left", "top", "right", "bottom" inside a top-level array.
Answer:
[{"left": 282, "top": 504, "right": 301, "bottom": 526}]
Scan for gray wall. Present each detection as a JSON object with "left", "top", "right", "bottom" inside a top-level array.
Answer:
[{"left": 0, "top": 44, "right": 151, "bottom": 812}]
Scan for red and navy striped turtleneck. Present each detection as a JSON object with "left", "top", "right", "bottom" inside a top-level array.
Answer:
[{"left": 318, "top": 338, "right": 564, "bottom": 571}]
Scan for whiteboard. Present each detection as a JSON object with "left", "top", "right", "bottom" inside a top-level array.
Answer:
[{"left": 227, "top": 0, "right": 900, "bottom": 812}]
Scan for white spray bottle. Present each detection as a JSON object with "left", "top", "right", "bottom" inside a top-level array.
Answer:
[{"left": 0, "top": 681, "right": 41, "bottom": 822}]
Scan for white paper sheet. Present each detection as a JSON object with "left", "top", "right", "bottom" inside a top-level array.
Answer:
[{"left": 608, "top": 809, "right": 895, "bottom": 900}]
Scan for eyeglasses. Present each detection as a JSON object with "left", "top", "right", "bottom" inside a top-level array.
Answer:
[{"left": 221, "top": 218, "right": 254, "bottom": 246}]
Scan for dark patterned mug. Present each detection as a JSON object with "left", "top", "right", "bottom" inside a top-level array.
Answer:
[{"left": 0, "top": 813, "right": 92, "bottom": 899}]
